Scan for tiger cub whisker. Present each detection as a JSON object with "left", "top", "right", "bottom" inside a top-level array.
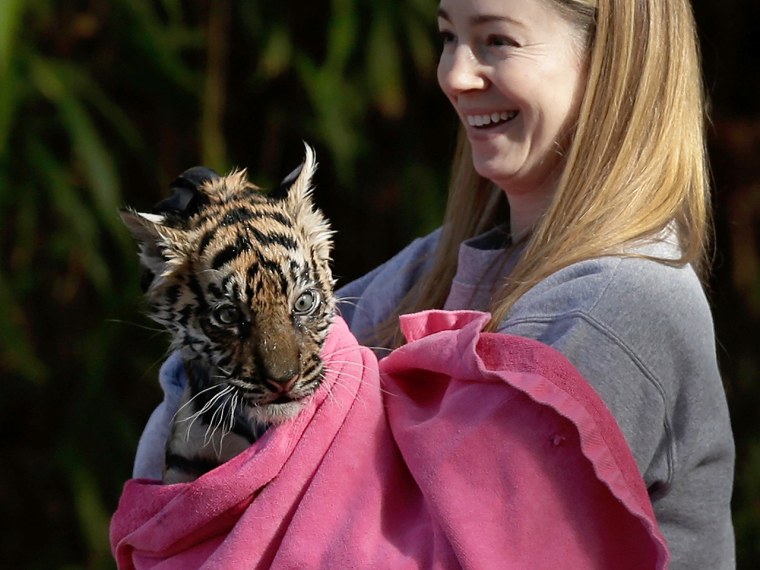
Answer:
[
  {"left": 173, "top": 383, "right": 229, "bottom": 424},
  {"left": 183, "top": 386, "right": 236, "bottom": 445}
]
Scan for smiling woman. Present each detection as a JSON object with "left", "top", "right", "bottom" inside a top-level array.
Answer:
[{"left": 341, "top": 0, "right": 735, "bottom": 568}]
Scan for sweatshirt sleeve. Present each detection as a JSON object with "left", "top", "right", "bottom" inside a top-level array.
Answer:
[
  {"left": 335, "top": 229, "right": 441, "bottom": 343},
  {"left": 132, "top": 352, "right": 186, "bottom": 480}
]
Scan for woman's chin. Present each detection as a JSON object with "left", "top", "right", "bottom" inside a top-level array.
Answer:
[{"left": 471, "top": 158, "right": 518, "bottom": 190}]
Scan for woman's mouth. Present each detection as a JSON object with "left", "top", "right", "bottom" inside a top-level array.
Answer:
[{"left": 466, "top": 111, "right": 518, "bottom": 128}]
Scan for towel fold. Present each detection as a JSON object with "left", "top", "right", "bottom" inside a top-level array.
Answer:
[{"left": 110, "top": 310, "right": 669, "bottom": 569}]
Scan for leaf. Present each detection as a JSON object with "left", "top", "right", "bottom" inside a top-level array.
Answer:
[
  {"left": 106, "top": 0, "right": 202, "bottom": 97},
  {"left": 0, "top": 2, "right": 25, "bottom": 156},
  {"left": 58, "top": 449, "right": 112, "bottom": 563},
  {"left": 402, "top": 163, "right": 446, "bottom": 233},
  {"left": 0, "top": 0, "right": 24, "bottom": 79},
  {"left": 56, "top": 61, "right": 144, "bottom": 153},
  {"left": 28, "top": 139, "right": 111, "bottom": 292},
  {"left": 258, "top": 25, "right": 293, "bottom": 79},
  {"left": 402, "top": 9, "right": 438, "bottom": 78},
  {"left": 0, "top": 269, "right": 47, "bottom": 384},
  {"left": 324, "top": 0, "right": 358, "bottom": 73},
  {"left": 8, "top": 179, "right": 39, "bottom": 278},
  {"left": 159, "top": 0, "right": 185, "bottom": 26},
  {"left": 29, "top": 56, "right": 128, "bottom": 248},
  {"left": 295, "top": 55, "right": 364, "bottom": 184},
  {"left": 366, "top": 11, "right": 405, "bottom": 118},
  {"left": 0, "top": 58, "right": 19, "bottom": 157}
]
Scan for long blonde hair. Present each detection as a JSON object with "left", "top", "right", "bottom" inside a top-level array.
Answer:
[{"left": 379, "top": 0, "right": 710, "bottom": 345}]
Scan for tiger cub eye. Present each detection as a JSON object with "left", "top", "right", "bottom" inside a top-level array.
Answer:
[
  {"left": 214, "top": 304, "right": 241, "bottom": 325},
  {"left": 293, "top": 290, "right": 320, "bottom": 315}
]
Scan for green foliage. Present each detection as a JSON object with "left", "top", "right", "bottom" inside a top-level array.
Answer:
[
  {"left": 0, "top": 1, "right": 447, "bottom": 567},
  {"left": 0, "top": 0, "right": 758, "bottom": 568}
]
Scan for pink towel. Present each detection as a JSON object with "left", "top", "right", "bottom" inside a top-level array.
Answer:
[{"left": 110, "top": 310, "right": 669, "bottom": 569}]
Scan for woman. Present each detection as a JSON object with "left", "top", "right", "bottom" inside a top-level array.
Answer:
[
  {"left": 337, "top": 0, "right": 734, "bottom": 567},
  {"left": 135, "top": 0, "right": 735, "bottom": 567}
]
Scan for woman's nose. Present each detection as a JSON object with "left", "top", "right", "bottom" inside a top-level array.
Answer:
[{"left": 437, "top": 45, "right": 488, "bottom": 95}]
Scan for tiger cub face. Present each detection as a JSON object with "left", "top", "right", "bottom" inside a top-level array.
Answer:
[{"left": 122, "top": 145, "right": 334, "bottom": 430}]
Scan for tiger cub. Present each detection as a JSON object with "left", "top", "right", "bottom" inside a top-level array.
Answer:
[{"left": 121, "top": 145, "right": 335, "bottom": 484}]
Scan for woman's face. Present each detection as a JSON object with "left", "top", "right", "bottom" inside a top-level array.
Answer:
[{"left": 437, "top": 0, "right": 587, "bottom": 200}]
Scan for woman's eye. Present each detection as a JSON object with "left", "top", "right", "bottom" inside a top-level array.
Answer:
[
  {"left": 438, "top": 30, "right": 456, "bottom": 45},
  {"left": 293, "top": 290, "right": 320, "bottom": 315},
  {"left": 487, "top": 35, "right": 516, "bottom": 48},
  {"left": 214, "top": 305, "right": 240, "bottom": 325}
]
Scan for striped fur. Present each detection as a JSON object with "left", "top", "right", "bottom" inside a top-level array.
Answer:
[{"left": 122, "top": 145, "right": 335, "bottom": 483}]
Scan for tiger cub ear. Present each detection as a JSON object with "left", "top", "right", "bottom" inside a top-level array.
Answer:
[
  {"left": 120, "top": 210, "right": 189, "bottom": 287},
  {"left": 272, "top": 160, "right": 305, "bottom": 200},
  {"left": 272, "top": 143, "right": 318, "bottom": 205},
  {"left": 273, "top": 143, "right": 333, "bottom": 258},
  {"left": 154, "top": 166, "right": 218, "bottom": 219}
]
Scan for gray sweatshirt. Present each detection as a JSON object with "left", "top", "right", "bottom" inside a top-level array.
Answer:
[{"left": 337, "top": 227, "right": 735, "bottom": 570}]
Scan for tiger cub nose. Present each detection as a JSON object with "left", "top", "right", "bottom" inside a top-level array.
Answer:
[{"left": 264, "top": 375, "right": 299, "bottom": 393}]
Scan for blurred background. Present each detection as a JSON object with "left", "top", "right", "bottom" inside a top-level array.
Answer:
[{"left": 0, "top": 0, "right": 758, "bottom": 567}]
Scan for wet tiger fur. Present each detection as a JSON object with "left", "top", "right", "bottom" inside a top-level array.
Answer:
[{"left": 121, "top": 145, "right": 335, "bottom": 484}]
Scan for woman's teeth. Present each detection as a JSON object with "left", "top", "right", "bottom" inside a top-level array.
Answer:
[{"left": 467, "top": 111, "right": 518, "bottom": 127}]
